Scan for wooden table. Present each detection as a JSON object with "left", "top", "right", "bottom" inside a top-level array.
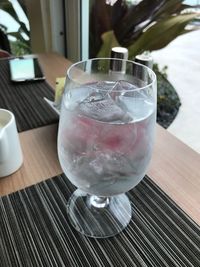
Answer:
[{"left": 0, "top": 52, "right": 200, "bottom": 226}]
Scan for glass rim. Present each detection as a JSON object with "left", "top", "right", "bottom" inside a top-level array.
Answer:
[{"left": 67, "top": 57, "right": 157, "bottom": 92}]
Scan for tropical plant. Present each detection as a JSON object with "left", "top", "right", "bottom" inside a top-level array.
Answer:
[
  {"left": 89, "top": 0, "right": 199, "bottom": 59},
  {"left": 89, "top": 0, "right": 200, "bottom": 128},
  {"left": 0, "top": 0, "right": 31, "bottom": 55}
]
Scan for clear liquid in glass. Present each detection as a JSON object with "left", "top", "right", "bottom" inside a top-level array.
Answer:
[{"left": 58, "top": 81, "right": 156, "bottom": 196}]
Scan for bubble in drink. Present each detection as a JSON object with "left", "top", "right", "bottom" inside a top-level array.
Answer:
[{"left": 58, "top": 81, "right": 156, "bottom": 196}]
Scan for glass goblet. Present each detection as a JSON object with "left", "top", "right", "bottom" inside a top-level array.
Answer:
[{"left": 58, "top": 58, "right": 157, "bottom": 238}]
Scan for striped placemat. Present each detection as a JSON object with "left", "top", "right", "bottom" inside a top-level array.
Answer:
[
  {"left": 0, "top": 59, "right": 58, "bottom": 132},
  {"left": 0, "top": 174, "right": 199, "bottom": 267}
]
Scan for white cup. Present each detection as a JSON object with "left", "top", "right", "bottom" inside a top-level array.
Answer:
[{"left": 0, "top": 109, "right": 23, "bottom": 177}]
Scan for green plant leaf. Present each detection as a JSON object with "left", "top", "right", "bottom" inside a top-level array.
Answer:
[
  {"left": 128, "top": 13, "right": 198, "bottom": 58},
  {"left": 8, "top": 31, "right": 28, "bottom": 44},
  {"left": 154, "top": 0, "right": 183, "bottom": 20},
  {"left": 0, "top": 2, "right": 20, "bottom": 27},
  {"left": 20, "top": 21, "right": 29, "bottom": 36},
  {"left": 17, "top": 0, "right": 28, "bottom": 16},
  {"left": 0, "top": 1, "right": 29, "bottom": 35},
  {"left": 114, "top": 0, "right": 167, "bottom": 45},
  {"left": 97, "top": 30, "right": 119, "bottom": 58}
]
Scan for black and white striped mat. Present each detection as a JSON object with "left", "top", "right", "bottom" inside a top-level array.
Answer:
[
  {"left": 0, "top": 59, "right": 58, "bottom": 132},
  {"left": 0, "top": 174, "right": 199, "bottom": 267}
]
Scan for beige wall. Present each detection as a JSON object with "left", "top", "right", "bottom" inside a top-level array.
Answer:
[{"left": 24, "top": 0, "right": 52, "bottom": 53}]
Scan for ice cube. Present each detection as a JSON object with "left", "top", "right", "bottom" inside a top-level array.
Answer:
[
  {"left": 75, "top": 80, "right": 134, "bottom": 122},
  {"left": 95, "top": 80, "right": 113, "bottom": 91},
  {"left": 78, "top": 98, "right": 132, "bottom": 123},
  {"left": 64, "top": 86, "right": 93, "bottom": 110},
  {"left": 107, "top": 80, "right": 135, "bottom": 100}
]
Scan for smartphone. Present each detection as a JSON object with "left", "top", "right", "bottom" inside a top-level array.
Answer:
[{"left": 9, "top": 56, "right": 45, "bottom": 82}]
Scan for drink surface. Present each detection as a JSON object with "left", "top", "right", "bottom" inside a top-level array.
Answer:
[{"left": 58, "top": 81, "right": 156, "bottom": 196}]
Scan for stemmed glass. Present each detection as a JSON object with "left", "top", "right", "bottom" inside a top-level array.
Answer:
[{"left": 58, "top": 58, "right": 157, "bottom": 238}]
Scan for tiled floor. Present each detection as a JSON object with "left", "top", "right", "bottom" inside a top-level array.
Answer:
[{"left": 152, "top": 30, "right": 200, "bottom": 153}]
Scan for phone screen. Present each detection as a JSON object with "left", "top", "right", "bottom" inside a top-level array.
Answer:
[{"left": 9, "top": 57, "right": 45, "bottom": 82}]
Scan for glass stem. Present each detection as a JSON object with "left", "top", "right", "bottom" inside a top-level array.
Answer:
[{"left": 87, "top": 195, "right": 110, "bottom": 209}]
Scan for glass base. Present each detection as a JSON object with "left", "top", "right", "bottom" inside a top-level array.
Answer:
[{"left": 67, "top": 189, "right": 132, "bottom": 238}]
